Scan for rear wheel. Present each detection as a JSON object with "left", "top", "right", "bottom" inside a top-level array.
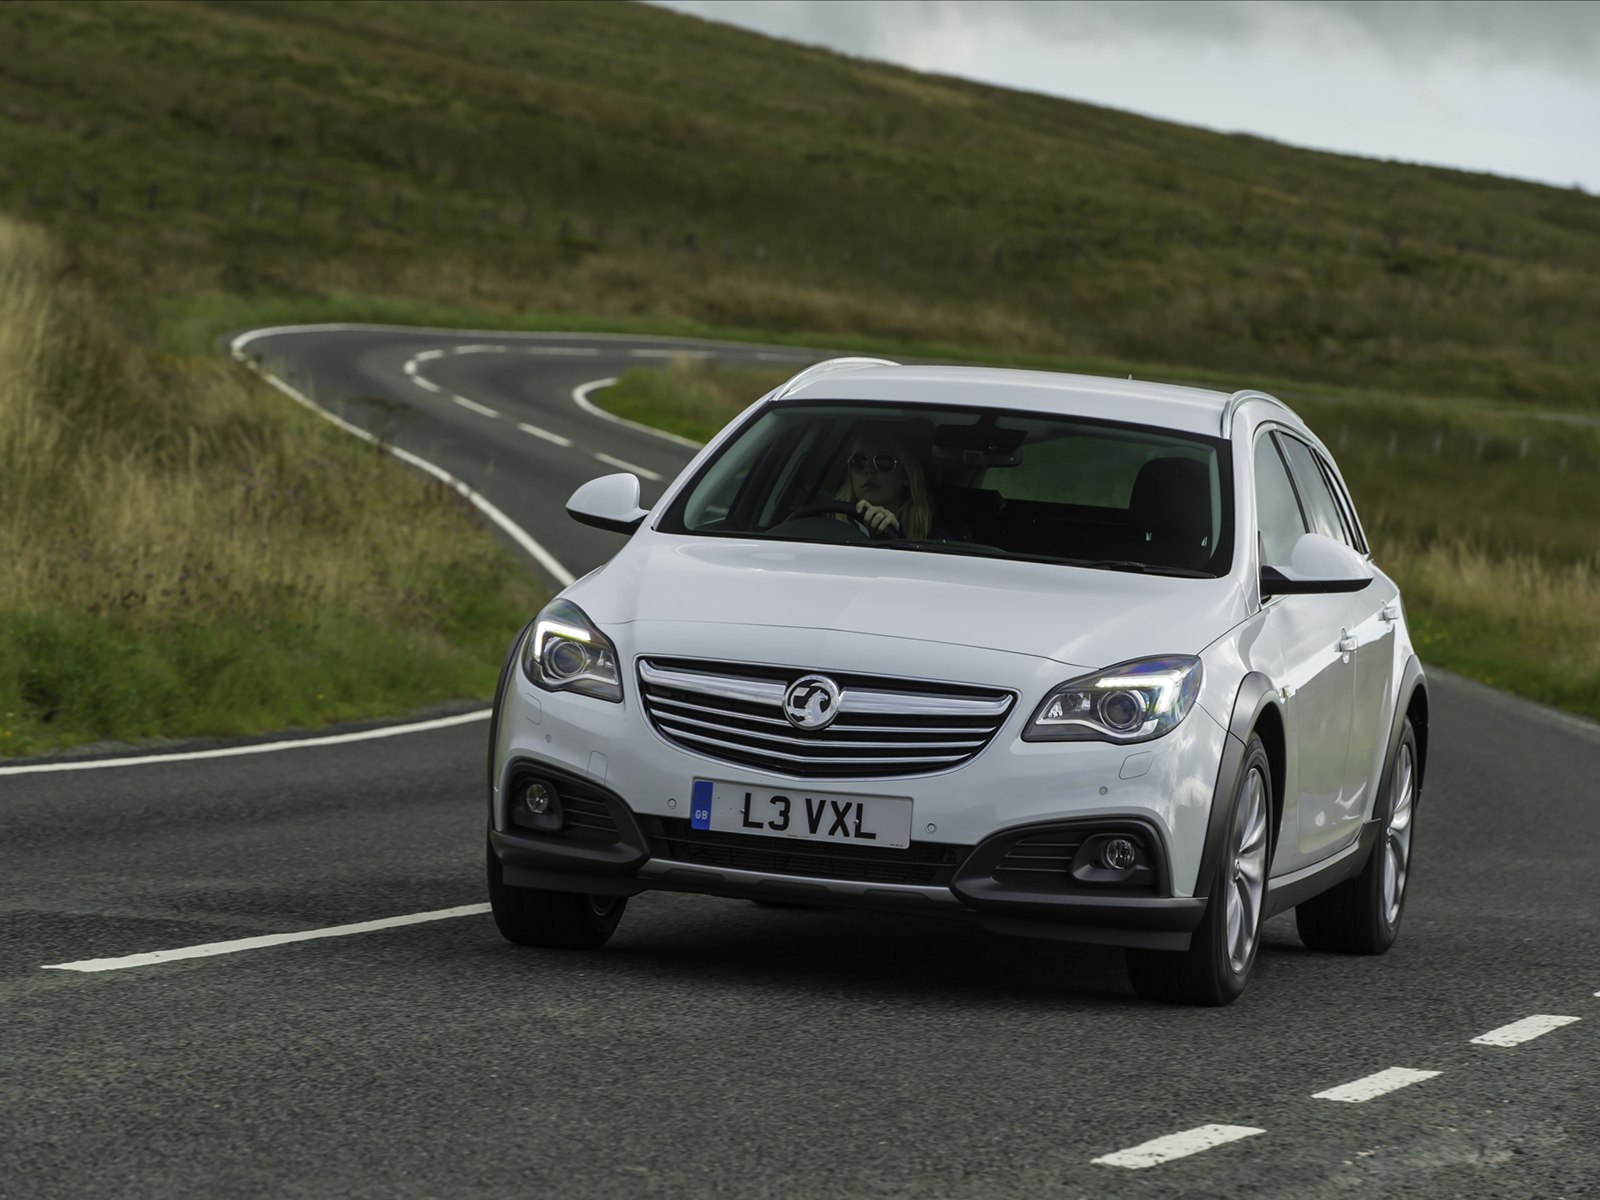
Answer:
[
  {"left": 1127, "top": 735, "right": 1272, "bottom": 1006},
  {"left": 486, "top": 841, "right": 626, "bottom": 949},
  {"left": 1296, "top": 718, "right": 1418, "bottom": 954}
]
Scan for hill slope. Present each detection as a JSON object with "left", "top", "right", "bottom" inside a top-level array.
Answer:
[{"left": 1, "top": 0, "right": 1597, "bottom": 405}]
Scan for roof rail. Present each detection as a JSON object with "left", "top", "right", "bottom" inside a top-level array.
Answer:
[
  {"left": 1220, "top": 389, "right": 1300, "bottom": 437},
  {"left": 774, "top": 356, "right": 899, "bottom": 400}
]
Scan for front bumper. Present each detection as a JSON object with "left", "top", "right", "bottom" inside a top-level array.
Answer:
[{"left": 490, "top": 762, "right": 1208, "bottom": 952}]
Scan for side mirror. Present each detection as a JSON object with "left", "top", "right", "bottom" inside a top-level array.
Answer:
[
  {"left": 566, "top": 473, "right": 649, "bottom": 535},
  {"left": 1261, "top": 532, "right": 1373, "bottom": 597}
]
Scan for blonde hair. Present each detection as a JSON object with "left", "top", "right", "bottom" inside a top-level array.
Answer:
[{"left": 836, "top": 424, "right": 934, "bottom": 539}]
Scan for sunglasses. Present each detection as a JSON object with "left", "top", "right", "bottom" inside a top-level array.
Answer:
[{"left": 847, "top": 453, "right": 900, "bottom": 473}]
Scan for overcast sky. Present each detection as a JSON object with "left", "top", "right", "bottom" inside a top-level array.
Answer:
[{"left": 652, "top": 0, "right": 1600, "bottom": 193}]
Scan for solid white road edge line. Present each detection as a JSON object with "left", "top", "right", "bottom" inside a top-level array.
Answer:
[
  {"left": 41, "top": 904, "right": 492, "bottom": 972},
  {"left": 229, "top": 336, "right": 575, "bottom": 589},
  {"left": 572, "top": 377, "right": 704, "bottom": 449},
  {"left": 595, "top": 452, "right": 663, "bottom": 481},
  {"left": 1312, "top": 1067, "right": 1441, "bottom": 1103},
  {"left": 1092, "top": 1125, "right": 1265, "bottom": 1169},
  {"left": 1470, "top": 1015, "right": 1580, "bottom": 1046},
  {"left": 0, "top": 711, "right": 491, "bottom": 778}
]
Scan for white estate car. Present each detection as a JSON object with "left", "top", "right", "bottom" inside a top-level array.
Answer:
[{"left": 486, "top": 360, "right": 1429, "bottom": 1005}]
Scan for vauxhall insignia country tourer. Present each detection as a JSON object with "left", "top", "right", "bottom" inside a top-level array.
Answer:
[{"left": 485, "top": 359, "right": 1428, "bottom": 1005}]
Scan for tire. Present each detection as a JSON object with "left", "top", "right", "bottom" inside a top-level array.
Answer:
[
  {"left": 1296, "top": 718, "right": 1418, "bottom": 955},
  {"left": 1127, "top": 734, "right": 1273, "bottom": 1006},
  {"left": 486, "top": 841, "right": 627, "bottom": 949}
]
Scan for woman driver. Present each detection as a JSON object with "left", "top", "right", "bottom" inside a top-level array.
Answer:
[{"left": 838, "top": 424, "right": 936, "bottom": 539}]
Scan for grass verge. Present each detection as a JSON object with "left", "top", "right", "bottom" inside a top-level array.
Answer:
[
  {"left": 598, "top": 359, "right": 1600, "bottom": 722},
  {"left": 0, "top": 218, "right": 546, "bottom": 757}
]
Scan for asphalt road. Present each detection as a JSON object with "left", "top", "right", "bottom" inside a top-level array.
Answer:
[{"left": 3, "top": 327, "right": 1598, "bottom": 1199}]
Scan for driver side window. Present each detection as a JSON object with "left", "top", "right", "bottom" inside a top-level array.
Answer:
[{"left": 1254, "top": 434, "right": 1307, "bottom": 570}]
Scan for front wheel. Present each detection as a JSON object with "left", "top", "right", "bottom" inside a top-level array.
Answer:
[
  {"left": 1127, "top": 735, "right": 1272, "bottom": 1006},
  {"left": 487, "top": 841, "right": 627, "bottom": 949},
  {"left": 1296, "top": 718, "right": 1418, "bottom": 954}
]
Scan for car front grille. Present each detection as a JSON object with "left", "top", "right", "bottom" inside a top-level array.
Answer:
[
  {"left": 637, "top": 657, "right": 1015, "bottom": 779},
  {"left": 650, "top": 819, "right": 969, "bottom": 886}
]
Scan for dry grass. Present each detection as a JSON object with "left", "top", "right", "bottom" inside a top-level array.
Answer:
[{"left": 0, "top": 216, "right": 545, "bottom": 754}]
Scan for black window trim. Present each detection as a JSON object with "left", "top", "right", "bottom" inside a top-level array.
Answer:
[{"left": 1314, "top": 452, "right": 1369, "bottom": 556}]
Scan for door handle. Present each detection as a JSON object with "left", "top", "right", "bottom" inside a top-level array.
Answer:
[
  {"left": 1338, "top": 633, "right": 1359, "bottom": 654},
  {"left": 1380, "top": 603, "right": 1400, "bottom": 623}
]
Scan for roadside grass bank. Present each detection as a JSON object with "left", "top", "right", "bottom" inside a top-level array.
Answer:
[
  {"left": 599, "top": 360, "right": 1600, "bottom": 722},
  {"left": 0, "top": 219, "right": 545, "bottom": 758}
]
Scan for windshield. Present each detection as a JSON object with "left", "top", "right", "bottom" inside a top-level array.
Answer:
[{"left": 660, "top": 402, "right": 1234, "bottom": 577}]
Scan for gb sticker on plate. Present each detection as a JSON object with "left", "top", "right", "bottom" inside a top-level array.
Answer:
[{"left": 690, "top": 779, "right": 714, "bottom": 830}]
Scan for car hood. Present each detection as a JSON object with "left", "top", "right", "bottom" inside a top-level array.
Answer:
[{"left": 570, "top": 536, "right": 1247, "bottom": 669}]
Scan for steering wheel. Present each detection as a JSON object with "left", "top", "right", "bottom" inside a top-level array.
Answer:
[{"left": 783, "top": 501, "right": 863, "bottom": 522}]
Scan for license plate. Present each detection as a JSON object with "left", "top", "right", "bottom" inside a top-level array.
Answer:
[{"left": 689, "top": 780, "right": 912, "bottom": 849}]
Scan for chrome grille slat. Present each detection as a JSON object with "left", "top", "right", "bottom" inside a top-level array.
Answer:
[
  {"left": 639, "top": 657, "right": 1014, "bottom": 779},
  {"left": 663, "top": 726, "right": 970, "bottom": 766},
  {"left": 648, "top": 694, "right": 990, "bottom": 735},
  {"left": 655, "top": 710, "right": 986, "bottom": 751},
  {"left": 639, "top": 660, "right": 1010, "bottom": 717}
]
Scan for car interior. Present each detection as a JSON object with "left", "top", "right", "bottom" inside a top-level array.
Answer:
[{"left": 673, "top": 405, "right": 1232, "bottom": 576}]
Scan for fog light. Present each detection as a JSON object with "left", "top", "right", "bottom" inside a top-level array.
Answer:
[
  {"left": 523, "top": 780, "right": 557, "bottom": 816},
  {"left": 1101, "top": 836, "right": 1137, "bottom": 871}
]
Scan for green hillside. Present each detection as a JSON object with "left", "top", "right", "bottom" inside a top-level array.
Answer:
[
  {"left": 0, "top": 0, "right": 1596, "bottom": 749},
  {"left": 2, "top": 0, "right": 1597, "bottom": 406}
]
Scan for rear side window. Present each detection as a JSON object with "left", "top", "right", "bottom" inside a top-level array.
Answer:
[
  {"left": 1253, "top": 436, "right": 1306, "bottom": 570},
  {"left": 1277, "top": 435, "right": 1351, "bottom": 548}
]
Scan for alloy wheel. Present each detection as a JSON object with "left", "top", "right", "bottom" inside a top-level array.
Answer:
[
  {"left": 1382, "top": 742, "right": 1415, "bottom": 926},
  {"left": 1226, "top": 766, "right": 1270, "bottom": 973}
]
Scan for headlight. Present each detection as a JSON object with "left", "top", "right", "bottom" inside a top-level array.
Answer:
[
  {"left": 520, "top": 599, "right": 623, "bottom": 703},
  {"left": 1023, "top": 655, "right": 1201, "bottom": 744}
]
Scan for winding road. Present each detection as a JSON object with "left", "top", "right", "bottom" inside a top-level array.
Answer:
[{"left": 3, "top": 327, "right": 1598, "bottom": 1198}]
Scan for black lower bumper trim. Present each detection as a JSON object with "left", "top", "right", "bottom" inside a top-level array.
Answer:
[{"left": 489, "top": 763, "right": 1204, "bottom": 949}]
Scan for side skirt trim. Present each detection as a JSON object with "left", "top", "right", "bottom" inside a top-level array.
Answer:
[{"left": 1262, "top": 819, "right": 1381, "bottom": 919}]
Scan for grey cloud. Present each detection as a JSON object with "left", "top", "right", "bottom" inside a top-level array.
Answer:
[{"left": 660, "top": 1, "right": 1600, "bottom": 76}]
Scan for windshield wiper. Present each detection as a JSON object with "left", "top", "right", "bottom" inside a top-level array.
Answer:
[
  {"left": 874, "top": 539, "right": 1010, "bottom": 558},
  {"left": 1067, "top": 558, "right": 1211, "bottom": 578}
]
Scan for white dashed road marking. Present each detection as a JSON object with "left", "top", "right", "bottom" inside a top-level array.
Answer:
[
  {"left": 1312, "top": 1067, "right": 1441, "bottom": 1103},
  {"left": 1092, "top": 1125, "right": 1265, "bottom": 1169},
  {"left": 1470, "top": 1015, "right": 1580, "bottom": 1046},
  {"left": 42, "top": 904, "right": 491, "bottom": 973},
  {"left": 595, "top": 452, "right": 663, "bottom": 480},
  {"left": 518, "top": 421, "right": 574, "bottom": 447},
  {"left": 451, "top": 394, "right": 501, "bottom": 419},
  {"left": 412, "top": 376, "right": 442, "bottom": 393},
  {"left": 627, "top": 348, "right": 711, "bottom": 359}
]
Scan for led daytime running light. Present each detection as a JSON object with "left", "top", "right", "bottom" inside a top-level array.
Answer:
[
  {"left": 521, "top": 600, "right": 623, "bottom": 702},
  {"left": 1025, "top": 655, "right": 1201, "bottom": 744}
]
